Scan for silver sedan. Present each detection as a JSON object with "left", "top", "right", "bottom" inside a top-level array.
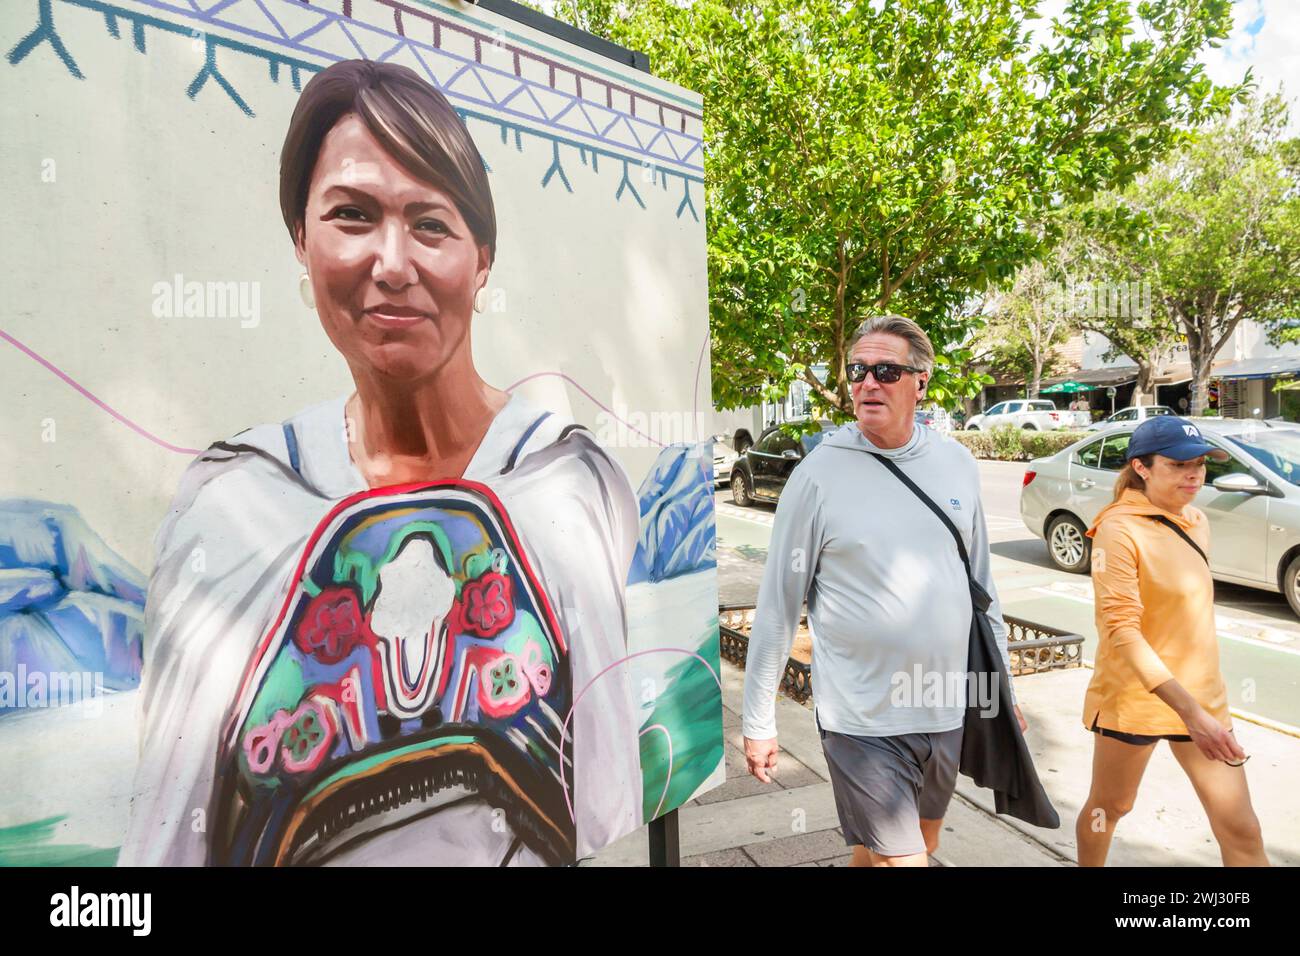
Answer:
[
  {"left": 712, "top": 435, "right": 740, "bottom": 487},
  {"left": 1019, "top": 418, "right": 1300, "bottom": 617}
]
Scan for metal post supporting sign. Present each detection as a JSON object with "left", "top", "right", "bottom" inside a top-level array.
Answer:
[{"left": 648, "top": 809, "right": 681, "bottom": 866}]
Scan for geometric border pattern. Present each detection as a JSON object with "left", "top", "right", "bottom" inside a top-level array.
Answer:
[
  {"left": 7, "top": 0, "right": 702, "bottom": 215},
  {"left": 151, "top": 0, "right": 704, "bottom": 173}
]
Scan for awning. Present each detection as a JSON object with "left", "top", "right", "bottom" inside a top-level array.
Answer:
[
  {"left": 1153, "top": 362, "right": 1193, "bottom": 386},
  {"left": 985, "top": 370, "right": 1027, "bottom": 387},
  {"left": 1212, "top": 357, "right": 1300, "bottom": 381},
  {"left": 1071, "top": 365, "right": 1139, "bottom": 387},
  {"left": 1040, "top": 380, "right": 1090, "bottom": 393}
]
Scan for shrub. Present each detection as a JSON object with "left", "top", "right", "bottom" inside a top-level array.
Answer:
[
  {"left": 952, "top": 429, "right": 996, "bottom": 458},
  {"left": 951, "top": 428, "right": 1087, "bottom": 461},
  {"left": 990, "top": 424, "right": 1024, "bottom": 460},
  {"left": 1023, "top": 430, "right": 1086, "bottom": 459}
]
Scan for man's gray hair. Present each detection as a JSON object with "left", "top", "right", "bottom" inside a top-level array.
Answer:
[{"left": 846, "top": 314, "right": 935, "bottom": 375}]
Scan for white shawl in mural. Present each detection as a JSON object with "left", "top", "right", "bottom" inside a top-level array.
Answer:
[{"left": 119, "top": 392, "right": 640, "bottom": 865}]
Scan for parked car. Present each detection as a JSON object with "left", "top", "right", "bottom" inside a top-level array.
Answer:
[
  {"left": 730, "top": 421, "right": 832, "bottom": 506},
  {"left": 915, "top": 407, "right": 953, "bottom": 434},
  {"left": 711, "top": 434, "right": 739, "bottom": 487},
  {"left": 1020, "top": 418, "right": 1300, "bottom": 616},
  {"left": 966, "top": 399, "right": 1087, "bottom": 431},
  {"left": 1085, "top": 404, "right": 1175, "bottom": 432}
]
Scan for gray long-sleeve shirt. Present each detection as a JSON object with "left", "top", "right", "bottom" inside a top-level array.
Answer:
[{"left": 741, "top": 422, "right": 1014, "bottom": 740}]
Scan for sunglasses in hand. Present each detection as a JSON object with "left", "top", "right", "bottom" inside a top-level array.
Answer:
[
  {"left": 846, "top": 362, "right": 925, "bottom": 384},
  {"left": 1224, "top": 728, "right": 1250, "bottom": 767}
]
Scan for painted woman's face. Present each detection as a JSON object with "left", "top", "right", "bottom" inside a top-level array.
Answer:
[{"left": 295, "top": 113, "right": 490, "bottom": 382}]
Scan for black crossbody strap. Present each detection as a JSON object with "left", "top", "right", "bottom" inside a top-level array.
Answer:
[
  {"left": 1148, "top": 514, "right": 1209, "bottom": 566},
  {"left": 867, "top": 453, "right": 972, "bottom": 578}
]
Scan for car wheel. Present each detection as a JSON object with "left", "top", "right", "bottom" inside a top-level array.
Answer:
[
  {"left": 1046, "top": 514, "right": 1091, "bottom": 573},
  {"left": 967, "top": 424, "right": 980, "bottom": 431},
  {"left": 1022, "top": 423, "right": 1038, "bottom": 430},
  {"left": 1283, "top": 554, "right": 1300, "bottom": 619},
  {"left": 731, "top": 471, "right": 753, "bottom": 507}
]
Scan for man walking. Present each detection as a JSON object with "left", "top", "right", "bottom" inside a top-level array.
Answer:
[{"left": 742, "top": 314, "right": 1025, "bottom": 867}]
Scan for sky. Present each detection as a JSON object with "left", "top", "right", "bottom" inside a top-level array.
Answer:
[
  {"left": 538, "top": 0, "right": 1298, "bottom": 115},
  {"left": 909, "top": 1, "right": 1300, "bottom": 123},
  {"left": 1199, "top": 0, "right": 1299, "bottom": 103},
  {"left": 1030, "top": 0, "right": 1297, "bottom": 108}
]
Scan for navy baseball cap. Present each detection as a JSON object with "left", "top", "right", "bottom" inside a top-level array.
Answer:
[{"left": 1126, "top": 416, "right": 1228, "bottom": 462}]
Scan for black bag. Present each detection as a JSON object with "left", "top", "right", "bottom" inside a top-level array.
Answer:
[{"left": 868, "top": 453, "right": 1061, "bottom": 830}]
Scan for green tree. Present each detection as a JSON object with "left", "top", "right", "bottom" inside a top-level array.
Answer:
[
  {"left": 1109, "top": 92, "right": 1300, "bottom": 413},
  {"left": 978, "top": 239, "right": 1082, "bottom": 398},
  {"left": 554, "top": 0, "right": 1239, "bottom": 418},
  {"left": 1051, "top": 201, "right": 1185, "bottom": 405}
]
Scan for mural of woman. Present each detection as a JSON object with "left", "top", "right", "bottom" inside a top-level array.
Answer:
[{"left": 119, "top": 59, "right": 642, "bottom": 866}]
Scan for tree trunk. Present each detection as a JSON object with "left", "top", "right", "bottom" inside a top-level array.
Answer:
[
  {"left": 1028, "top": 354, "right": 1043, "bottom": 399},
  {"left": 1190, "top": 364, "right": 1214, "bottom": 417},
  {"left": 1185, "top": 322, "right": 1213, "bottom": 416},
  {"left": 1187, "top": 302, "right": 1249, "bottom": 416},
  {"left": 1132, "top": 363, "right": 1156, "bottom": 406}
]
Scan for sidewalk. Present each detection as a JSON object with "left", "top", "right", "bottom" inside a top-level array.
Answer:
[{"left": 587, "top": 545, "right": 1300, "bottom": 867}]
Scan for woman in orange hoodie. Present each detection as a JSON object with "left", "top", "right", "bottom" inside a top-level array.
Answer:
[{"left": 1076, "top": 417, "right": 1268, "bottom": 867}]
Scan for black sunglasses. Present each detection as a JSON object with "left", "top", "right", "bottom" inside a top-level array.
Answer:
[{"left": 846, "top": 362, "right": 924, "bottom": 384}]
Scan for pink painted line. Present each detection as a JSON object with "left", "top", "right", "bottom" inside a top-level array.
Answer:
[
  {"left": 638, "top": 723, "right": 674, "bottom": 820},
  {"left": 506, "top": 370, "right": 665, "bottom": 447},
  {"left": 559, "top": 646, "right": 721, "bottom": 823},
  {"left": 693, "top": 329, "right": 710, "bottom": 427},
  {"left": 1, "top": 331, "right": 714, "bottom": 460},
  {"left": 692, "top": 330, "right": 714, "bottom": 484},
  {"left": 0, "top": 328, "right": 204, "bottom": 455}
]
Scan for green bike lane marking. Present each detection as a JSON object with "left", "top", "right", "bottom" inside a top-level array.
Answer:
[
  {"left": 1001, "top": 594, "right": 1300, "bottom": 733},
  {"left": 717, "top": 493, "right": 1300, "bottom": 730}
]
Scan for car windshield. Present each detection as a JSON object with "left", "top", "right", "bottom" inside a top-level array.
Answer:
[{"left": 1227, "top": 429, "right": 1300, "bottom": 486}]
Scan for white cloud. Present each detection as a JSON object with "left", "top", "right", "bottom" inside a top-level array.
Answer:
[
  {"left": 1023, "top": 1, "right": 1298, "bottom": 123},
  {"left": 1201, "top": 0, "right": 1300, "bottom": 107}
]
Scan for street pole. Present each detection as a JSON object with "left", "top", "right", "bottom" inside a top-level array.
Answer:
[{"left": 648, "top": 809, "right": 681, "bottom": 866}]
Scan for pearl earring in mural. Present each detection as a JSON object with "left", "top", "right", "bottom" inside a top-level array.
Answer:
[
  {"left": 473, "top": 286, "right": 487, "bottom": 313},
  {"left": 299, "top": 273, "right": 315, "bottom": 310}
]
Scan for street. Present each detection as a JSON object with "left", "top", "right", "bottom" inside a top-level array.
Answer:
[{"left": 714, "top": 459, "right": 1300, "bottom": 732}]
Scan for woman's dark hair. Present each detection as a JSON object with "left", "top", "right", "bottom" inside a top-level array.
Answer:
[
  {"left": 280, "top": 59, "right": 496, "bottom": 263},
  {"left": 1113, "top": 454, "right": 1157, "bottom": 502}
]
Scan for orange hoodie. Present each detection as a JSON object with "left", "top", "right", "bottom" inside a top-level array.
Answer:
[{"left": 1083, "top": 488, "right": 1230, "bottom": 736}]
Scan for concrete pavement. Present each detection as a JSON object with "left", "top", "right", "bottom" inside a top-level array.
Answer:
[
  {"left": 719, "top": 464, "right": 1300, "bottom": 731},
  {"left": 975, "top": 459, "right": 1300, "bottom": 730},
  {"left": 586, "top": 540, "right": 1300, "bottom": 867}
]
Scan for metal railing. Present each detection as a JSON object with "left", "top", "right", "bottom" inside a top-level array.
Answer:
[
  {"left": 718, "top": 604, "right": 1084, "bottom": 704},
  {"left": 1004, "top": 615, "right": 1086, "bottom": 675}
]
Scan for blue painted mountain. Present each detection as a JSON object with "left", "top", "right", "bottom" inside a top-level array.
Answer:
[
  {"left": 628, "top": 443, "right": 716, "bottom": 585},
  {"left": 0, "top": 500, "right": 145, "bottom": 713}
]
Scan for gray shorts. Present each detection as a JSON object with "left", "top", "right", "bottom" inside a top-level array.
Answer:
[{"left": 819, "top": 718, "right": 964, "bottom": 857}]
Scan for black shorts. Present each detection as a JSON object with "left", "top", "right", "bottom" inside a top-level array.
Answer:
[{"left": 1089, "top": 714, "right": 1191, "bottom": 746}]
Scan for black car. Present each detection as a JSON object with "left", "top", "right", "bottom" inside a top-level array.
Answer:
[{"left": 729, "top": 422, "right": 831, "bottom": 506}]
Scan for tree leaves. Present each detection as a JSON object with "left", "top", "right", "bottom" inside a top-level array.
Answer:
[{"left": 553, "top": 0, "right": 1239, "bottom": 416}]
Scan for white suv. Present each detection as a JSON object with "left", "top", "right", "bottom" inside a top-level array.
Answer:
[
  {"left": 1085, "top": 404, "right": 1175, "bottom": 432},
  {"left": 966, "top": 399, "right": 1076, "bottom": 431}
]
